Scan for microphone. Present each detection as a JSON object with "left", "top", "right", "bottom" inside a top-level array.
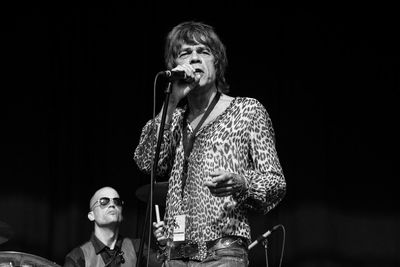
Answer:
[
  {"left": 116, "top": 250, "right": 125, "bottom": 264},
  {"left": 248, "top": 225, "right": 280, "bottom": 250},
  {"left": 159, "top": 70, "right": 194, "bottom": 83}
]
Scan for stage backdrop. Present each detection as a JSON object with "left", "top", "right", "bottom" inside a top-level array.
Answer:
[{"left": 1, "top": 7, "right": 398, "bottom": 267}]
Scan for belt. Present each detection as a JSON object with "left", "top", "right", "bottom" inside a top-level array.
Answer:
[{"left": 169, "top": 236, "right": 248, "bottom": 260}]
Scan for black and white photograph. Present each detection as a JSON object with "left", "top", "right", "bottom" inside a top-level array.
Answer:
[{"left": 1, "top": 6, "right": 398, "bottom": 267}]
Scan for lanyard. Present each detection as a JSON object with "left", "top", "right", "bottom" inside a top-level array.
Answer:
[
  {"left": 183, "top": 91, "right": 221, "bottom": 160},
  {"left": 181, "top": 91, "right": 221, "bottom": 194}
]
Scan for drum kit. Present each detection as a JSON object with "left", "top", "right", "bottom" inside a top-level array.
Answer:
[
  {"left": 0, "top": 183, "right": 167, "bottom": 267},
  {"left": 0, "top": 221, "right": 60, "bottom": 267}
]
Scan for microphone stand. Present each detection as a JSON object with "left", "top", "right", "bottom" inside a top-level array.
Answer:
[
  {"left": 136, "top": 81, "right": 172, "bottom": 267},
  {"left": 263, "top": 239, "right": 269, "bottom": 267},
  {"left": 248, "top": 225, "right": 284, "bottom": 267}
]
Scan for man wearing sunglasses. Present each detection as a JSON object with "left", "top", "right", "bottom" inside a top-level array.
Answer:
[{"left": 63, "top": 186, "right": 158, "bottom": 267}]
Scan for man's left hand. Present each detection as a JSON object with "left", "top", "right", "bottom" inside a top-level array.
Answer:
[{"left": 204, "top": 170, "right": 247, "bottom": 197}]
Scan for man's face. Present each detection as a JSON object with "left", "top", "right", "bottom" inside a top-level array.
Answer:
[
  {"left": 175, "top": 43, "right": 216, "bottom": 88},
  {"left": 88, "top": 187, "right": 123, "bottom": 227}
]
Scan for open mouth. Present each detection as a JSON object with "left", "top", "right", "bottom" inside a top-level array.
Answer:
[
  {"left": 194, "top": 68, "right": 204, "bottom": 79},
  {"left": 194, "top": 68, "right": 204, "bottom": 74}
]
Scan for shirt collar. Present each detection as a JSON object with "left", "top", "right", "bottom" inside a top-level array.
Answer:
[{"left": 90, "top": 232, "right": 123, "bottom": 254}]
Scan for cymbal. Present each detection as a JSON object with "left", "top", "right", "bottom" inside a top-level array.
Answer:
[
  {"left": 135, "top": 182, "right": 168, "bottom": 205},
  {"left": 0, "top": 221, "right": 13, "bottom": 245},
  {"left": 0, "top": 251, "right": 61, "bottom": 267}
]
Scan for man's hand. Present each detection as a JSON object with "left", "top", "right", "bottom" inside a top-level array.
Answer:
[
  {"left": 169, "top": 63, "right": 201, "bottom": 104},
  {"left": 204, "top": 170, "right": 247, "bottom": 197},
  {"left": 152, "top": 221, "right": 167, "bottom": 247}
]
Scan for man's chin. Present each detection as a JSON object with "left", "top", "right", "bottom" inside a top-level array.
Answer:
[{"left": 99, "top": 217, "right": 122, "bottom": 226}]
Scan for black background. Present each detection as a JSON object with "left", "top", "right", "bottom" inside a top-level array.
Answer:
[{"left": 1, "top": 6, "right": 398, "bottom": 267}]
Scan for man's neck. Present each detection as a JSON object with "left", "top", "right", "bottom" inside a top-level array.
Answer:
[
  {"left": 94, "top": 225, "right": 119, "bottom": 249},
  {"left": 187, "top": 85, "right": 218, "bottom": 115}
]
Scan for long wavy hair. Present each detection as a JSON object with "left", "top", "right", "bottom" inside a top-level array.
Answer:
[{"left": 164, "top": 21, "right": 229, "bottom": 93}]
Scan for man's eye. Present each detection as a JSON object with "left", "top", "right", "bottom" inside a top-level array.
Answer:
[{"left": 200, "top": 49, "right": 212, "bottom": 56}]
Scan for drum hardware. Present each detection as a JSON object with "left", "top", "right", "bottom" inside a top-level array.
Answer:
[
  {"left": 0, "top": 221, "right": 13, "bottom": 245},
  {"left": 0, "top": 251, "right": 61, "bottom": 267}
]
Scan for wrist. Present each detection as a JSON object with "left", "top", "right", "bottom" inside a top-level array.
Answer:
[
  {"left": 155, "top": 240, "right": 167, "bottom": 248},
  {"left": 167, "top": 98, "right": 179, "bottom": 110},
  {"left": 233, "top": 174, "right": 249, "bottom": 202},
  {"left": 163, "top": 122, "right": 172, "bottom": 130}
]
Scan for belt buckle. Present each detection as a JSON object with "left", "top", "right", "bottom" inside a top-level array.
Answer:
[
  {"left": 219, "top": 236, "right": 246, "bottom": 249},
  {"left": 220, "top": 237, "right": 236, "bottom": 246}
]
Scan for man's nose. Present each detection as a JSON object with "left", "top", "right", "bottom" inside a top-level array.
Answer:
[
  {"left": 189, "top": 51, "right": 201, "bottom": 63},
  {"left": 108, "top": 199, "right": 118, "bottom": 207}
]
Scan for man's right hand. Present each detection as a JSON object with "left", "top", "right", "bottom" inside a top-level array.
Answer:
[{"left": 169, "top": 63, "right": 201, "bottom": 104}]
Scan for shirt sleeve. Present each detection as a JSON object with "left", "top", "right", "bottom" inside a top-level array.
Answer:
[
  {"left": 133, "top": 110, "right": 182, "bottom": 177},
  {"left": 235, "top": 100, "right": 286, "bottom": 214},
  {"left": 63, "top": 248, "right": 85, "bottom": 267}
]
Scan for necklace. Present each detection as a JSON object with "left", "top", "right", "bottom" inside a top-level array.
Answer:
[{"left": 188, "top": 102, "right": 212, "bottom": 120}]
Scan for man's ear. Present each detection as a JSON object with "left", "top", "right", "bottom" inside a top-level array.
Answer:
[{"left": 88, "top": 211, "right": 95, "bottom": 221}]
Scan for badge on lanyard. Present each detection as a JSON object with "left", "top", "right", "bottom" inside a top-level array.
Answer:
[{"left": 172, "top": 214, "right": 186, "bottom": 242}]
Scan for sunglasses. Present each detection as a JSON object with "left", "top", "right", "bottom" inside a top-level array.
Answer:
[{"left": 91, "top": 197, "right": 124, "bottom": 210}]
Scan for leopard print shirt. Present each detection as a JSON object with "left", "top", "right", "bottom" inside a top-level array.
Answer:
[{"left": 134, "top": 97, "right": 286, "bottom": 260}]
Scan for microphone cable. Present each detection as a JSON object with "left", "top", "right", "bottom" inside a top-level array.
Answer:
[
  {"left": 145, "top": 71, "right": 173, "bottom": 267},
  {"left": 137, "top": 71, "right": 164, "bottom": 267},
  {"left": 144, "top": 71, "right": 163, "bottom": 267}
]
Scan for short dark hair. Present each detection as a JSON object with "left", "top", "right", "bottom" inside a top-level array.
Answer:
[{"left": 164, "top": 21, "right": 229, "bottom": 93}]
